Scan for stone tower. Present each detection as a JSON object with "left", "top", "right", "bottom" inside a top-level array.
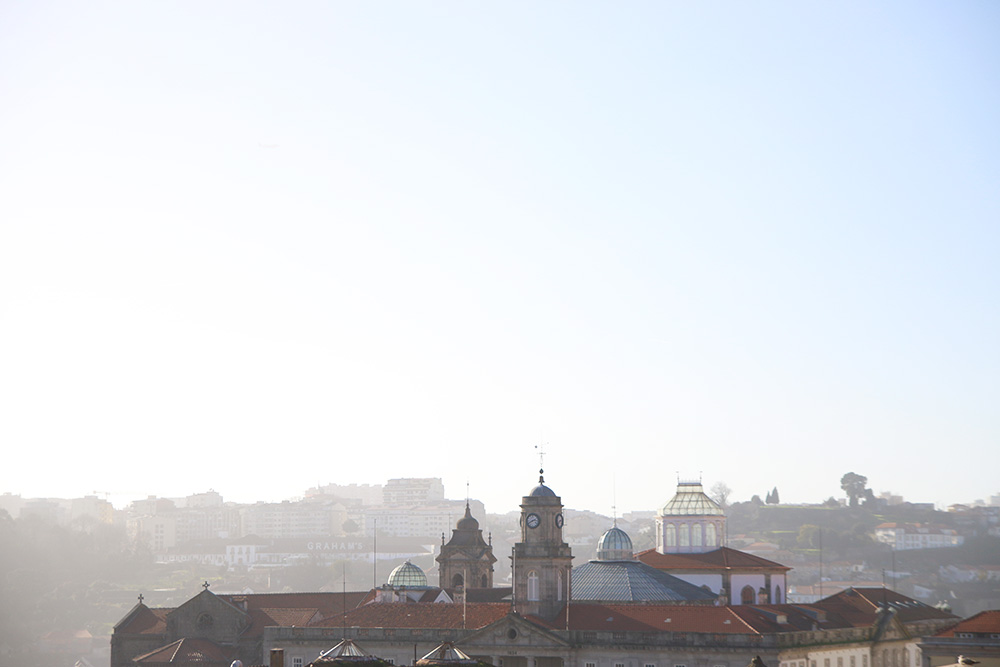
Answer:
[
  {"left": 511, "top": 470, "right": 573, "bottom": 620},
  {"left": 436, "top": 503, "right": 497, "bottom": 589}
]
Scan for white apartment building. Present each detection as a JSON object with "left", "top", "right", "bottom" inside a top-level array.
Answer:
[{"left": 874, "top": 523, "right": 963, "bottom": 550}]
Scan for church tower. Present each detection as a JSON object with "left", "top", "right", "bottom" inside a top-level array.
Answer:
[
  {"left": 436, "top": 503, "right": 497, "bottom": 589},
  {"left": 511, "top": 470, "right": 573, "bottom": 620}
]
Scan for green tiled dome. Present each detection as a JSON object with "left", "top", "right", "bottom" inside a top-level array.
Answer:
[{"left": 387, "top": 560, "right": 427, "bottom": 588}]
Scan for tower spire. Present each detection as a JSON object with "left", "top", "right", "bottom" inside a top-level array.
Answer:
[{"left": 535, "top": 443, "right": 546, "bottom": 483}]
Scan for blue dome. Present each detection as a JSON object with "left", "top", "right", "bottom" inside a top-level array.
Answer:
[
  {"left": 530, "top": 484, "right": 556, "bottom": 497},
  {"left": 529, "top": 470, "right": 556, "bottom": 497},
  {"left": 596, "top": 525, "right": 633, "bottom": 561},
  {"left": 387, "top": 560, "right": 428, "bottom": 588}
]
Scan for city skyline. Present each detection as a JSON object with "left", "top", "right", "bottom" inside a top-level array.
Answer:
[{"left": 2, "top": 2, "right": 998, "bottom": 518}]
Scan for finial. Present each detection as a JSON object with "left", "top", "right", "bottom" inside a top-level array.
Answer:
[
  {"left": 138, "top": 593, "right": 144, "bottom": 604},
  {"left": 488, "top": 531, "right": 492, "bottom": 546},
  {"left": 441, "top": 532, "right": 445, "bottom": 546},
  {"left": 612, "top": 474, "right": 618, "bottom": 526},
  {"left": 203, "top": 581, "right": 210, "bottom": 590},
  {"left": 466, "top": 480, "right": 470, "bottom": 505},
  {"left": 535, "top": 443, "right": 546, "bottom": 482}
]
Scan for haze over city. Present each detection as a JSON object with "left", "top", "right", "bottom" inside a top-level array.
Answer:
[{"left": 1, "top": 2, "right": 998, "bottom": 516}]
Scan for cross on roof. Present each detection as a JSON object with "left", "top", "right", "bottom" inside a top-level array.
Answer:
[
  {"left": 138, "top": 593, "right": 144, "bottom": 604},
  {"left": 203, "top": 581, "right": 210, "bottom": 590}
]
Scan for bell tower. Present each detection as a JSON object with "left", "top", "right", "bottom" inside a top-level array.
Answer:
[
  {"left": 511, "top": 469, "right": 573, "bottom": 620},
  {"left": 436, "top": 503, "right": 497, "bottom": 590}
]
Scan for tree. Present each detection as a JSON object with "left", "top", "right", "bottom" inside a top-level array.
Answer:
[
  {"left": 840, "top": 472, "right": 868, "bottom": 508},
  {"left": 769, "top": 487, "right": 780, "bottom": 504},
  {"left": 750, "top": 494, "right": 764, "bottom": 506},
  {"left": 797, "top": 524, "right": 821, "bottom": 548},
  {"left": 710, "top": 482, "right": 732, "bottom": 510}
]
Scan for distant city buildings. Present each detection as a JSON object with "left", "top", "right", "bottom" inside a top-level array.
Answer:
[{"left": 875, "top": 523, "right": 964, "bottom": 550}]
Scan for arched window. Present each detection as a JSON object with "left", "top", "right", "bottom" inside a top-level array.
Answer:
[
  {"left": 666, "top": 523, "right": 676, "bottom": 547},
  {"left": 480, "top": 574, "right": 488, "bottom": 588},
  {"left": 775, "top": 585, "right": 782, "bottom": 604},
  {"left": 557, "top": 570, "right": 563, "bottom": 600},
  {"left": 452, "top": 573, "right": 464, "bottom": 587},
  {"left": 692, "top": 524, "right": 703, "bottom": 547},
  {"left": 527, "top": 571, "right": 539, "bottom": 601},
  {"left": 680, "top": 524, "right": 690, "bottom": 547},
  {"left": 741, "top": 585, "right": 755, "bottom": 604},
  {"left": 706, "top": 523, "right": 717, "bottom": 547}
]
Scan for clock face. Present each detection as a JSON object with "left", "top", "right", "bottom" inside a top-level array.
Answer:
[
  {"left": 526, "top": 513, "right": 541, "bottom": 529},
  {"left": 555, "top": 513, "right": 564, "bottom": 528}
]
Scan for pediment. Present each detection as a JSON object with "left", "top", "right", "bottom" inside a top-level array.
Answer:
[
  {"left": 872, "top": 613, "right": 911, "bottom": 643},
  {"left": 166, "top": 590, "right": 249, "bottom": 640},
  {"left": 461, "top": 613, "right": 570, "bottom": 650}
]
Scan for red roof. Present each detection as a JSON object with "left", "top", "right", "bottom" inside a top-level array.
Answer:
[
  {"left": 223, "top": 592, "right": 368, "bottom": 615},
  {"left": 552, "top": 604, "right": 764, "bottom": 634},
  {"left": 310, "top": 602, "right": 511, "bottom": 630},
  {"left": 132, "top": 638, "right": 234, "bottom": 664},
  {"left": 813, "top": 588, "right": 955, "bottom": 627},
  {"left": 635, "top": 547, "right": 790, "bottom": 572},
  {"left": 117, "top": 605, "right": 172, "bottom": 635},
  {"left": 935, "top": 610, "right": 1000, "bottom": 637}
]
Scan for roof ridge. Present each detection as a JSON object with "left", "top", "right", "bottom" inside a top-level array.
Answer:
[
  {"left": 728, "top": 606, "right": 764, "bottom": 634},
  {"left": 169, "top": 638, "right": 183, "bottom": 662}
]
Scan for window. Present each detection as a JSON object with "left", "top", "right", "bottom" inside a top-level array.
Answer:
[
  {"left": 680, "top": 524, "right": 690, "bottom": 547},
  {"left": 741, "top": 585, "right": 755, "bottom": 604},
  {"left": 616, "top": 663, "right": 625, "bottom": 667},
  {"left": 646, "top": 663, "right": 657, "bottom": 667},
  {"left": 824, "top": 660, "right": 830, "bottom": 667},
  {"left": 586, "top": 663, "right": 596, "bottom": 667},
  {"left": 707, "top": 523, "right": 717, "bottom": 546},
  {"left": 693, "top": 523, "right": 703, "bottom": 547},
  {"left": 863, "top": 657, "right": 868, "bottom": 667},
  {"left": 851, "top": 657, "right": 856, "bottom": 667},
  {"left": 452, "top": 573, "right": 464, "bottom": 587},
  {"left": 293, "top": 658, "right": 303, "bottom": 667},
  {"left": 666, "top": 523, "right": 676, "bottom": 547},
  {"left": 386, "top": 661, "right": 394, "bottom": 666},
  {"left": 527, "top": 571, "right": 539, "bottom": 601},
  {"left": 558, "top": 570, "right": 563, "bottom": 601},
  {"left": 775, "top": 586, "right": 782, "bottom": 604},
  {"left": 838, "top": 658, "right": 843, "bottom": 667}
]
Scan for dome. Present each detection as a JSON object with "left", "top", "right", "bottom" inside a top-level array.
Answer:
[
  {"left": 596, "top": 525, "right": 633, "bottom": 561},
  {"left": 529, "top": 470, "right": 556, "bottom": 497},
  {"left": 659, "top": 482, "right": 724, "bottom": 516},
  {"left": 387, "top": 560, "right": 428, "bottom": 588},
  {"left": 529, "top": 484, "right": 556, "bottom": 497},
  {"left": 456, "top": 504, "right": 479, "bottom": 530}
]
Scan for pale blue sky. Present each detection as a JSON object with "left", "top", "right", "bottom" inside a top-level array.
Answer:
[{"left": 1, "top": 2, "right": 997, "bottom": 515}]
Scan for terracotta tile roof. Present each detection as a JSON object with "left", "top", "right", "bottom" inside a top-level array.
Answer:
[
  {"left": 243, "top": 608, "right": 322, "bottom": 636},
  {"left": 554, "top": 603, "right": 767, "bottom": 633},
  {"left": 814, "top": 588, "right": 956, "bottom": 627},
  {"left": 117, "top": 605, "right": 172, "bottom": 635},
  {"left": 223, "top": 592, "right": 368, "bottom": 615},
  {"left": 310, "top": 603, "right": 510, "bottom": 630},
  {"left": 635, "top": 547, "right": 790, "bottom": 572},
  {"left": 132, "top": 638, "right": 235, "bottom": 664},
  {"left": 934, "top": 610, "right": 1000, "bottom": 636}
]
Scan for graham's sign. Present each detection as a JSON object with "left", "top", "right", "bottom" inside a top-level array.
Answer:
[{"left": 307, "top": 541, "right": 366, "bottom": 551}]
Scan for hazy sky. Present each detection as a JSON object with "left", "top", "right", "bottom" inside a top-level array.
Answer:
[{"left": 1, "top": 2, "right": 998, "bottom": 516}]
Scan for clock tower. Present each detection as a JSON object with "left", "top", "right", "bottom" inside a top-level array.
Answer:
[{"left": 512, "top": 470, "right": 573, "bottom": 620}]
